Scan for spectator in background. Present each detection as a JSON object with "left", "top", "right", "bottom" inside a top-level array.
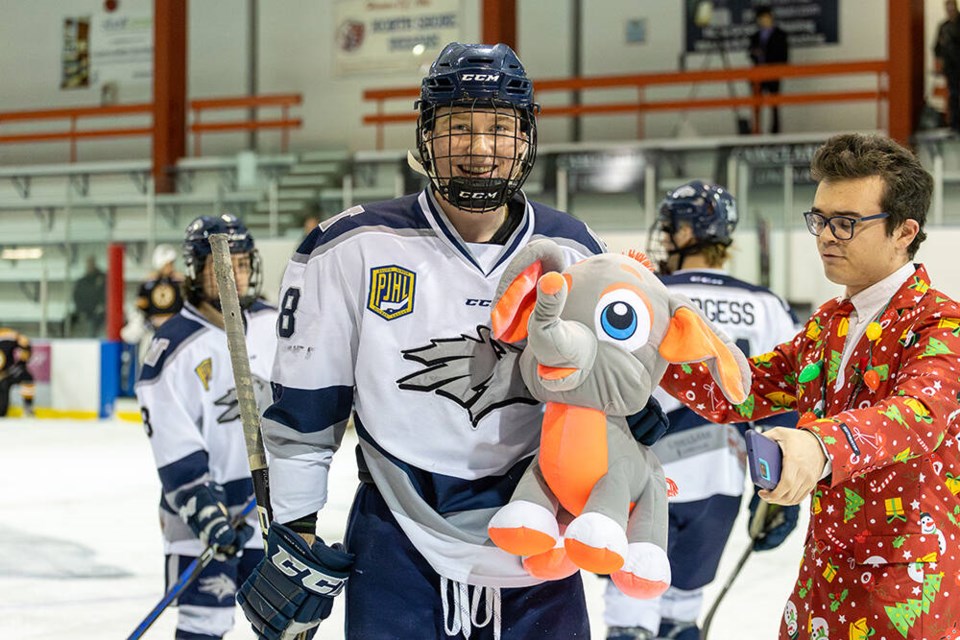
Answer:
[
  {"left": 749, "top": 5, "right": 789, "bottom": 134},
  {"left": 121, "top": 244, "right": 185, "bottom": 356},
  {"left": 934, "top": 0, "right": 960, "bottom": 132},
  {"left": 72, "top": 255, "right": 106, "bottom": 338},
  {"left": 0, "top": 327, "right": 35, "bottom": 417}
]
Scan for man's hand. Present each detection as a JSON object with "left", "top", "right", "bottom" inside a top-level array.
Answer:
[{"left": 759, "top": 426, "right": 826, "bottom": 506}]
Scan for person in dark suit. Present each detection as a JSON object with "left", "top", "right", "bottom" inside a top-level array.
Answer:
[
  {"left": 749, "top": 5, "right": 789, "bottom": 134},
  {"left": 934, "top": 0, "right": 960, "bottom": 132}
]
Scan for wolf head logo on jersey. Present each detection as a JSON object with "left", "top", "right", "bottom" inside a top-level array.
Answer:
[
  {"left": 368, "top": 265, "right": 416, "bottom": 320},
  {"left": 397, "top": 325, "right": 537, "bottom": 427}
]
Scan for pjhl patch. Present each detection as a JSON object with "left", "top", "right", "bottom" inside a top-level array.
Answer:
[
  {"left": 195, "top": 357, "right": 213, "bottom": 391},
  {"left": 368, "top": 265, "right": 416, "bottom": 320}
]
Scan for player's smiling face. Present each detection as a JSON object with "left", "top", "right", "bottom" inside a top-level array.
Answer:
[{"left": 427, "top": 105, "right": 528, "bottom": 184}]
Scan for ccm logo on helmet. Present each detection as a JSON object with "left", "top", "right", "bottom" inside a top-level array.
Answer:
[{"left": 460, "top": 73, "right": 500, "bottom": 82}]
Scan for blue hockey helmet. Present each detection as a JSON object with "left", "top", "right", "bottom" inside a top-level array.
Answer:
[
  {"left": 657, "top": 180, "right": 738, "bottom": 246},
  {"left": 415, "top": 42, "right": 539, "bottom": 212},
  {"left": 648, "top": 181, "right": 739, "bottom": 273},
  {"left": 182, "top": 213, "right": 261, "bottom": 308}
]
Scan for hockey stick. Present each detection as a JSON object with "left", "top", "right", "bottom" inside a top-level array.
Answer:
[
  {"left": 701, "top": 499, "right": 784, "bottom": 638},
  {"left": 209, "top": 234, "right": 274, "bottom": 540},
  {"left": 126, "top": 500, "right": 256, "bottom": 640},
  {"left": 209, "top": 234, "right": 310, "bottom": 640}
]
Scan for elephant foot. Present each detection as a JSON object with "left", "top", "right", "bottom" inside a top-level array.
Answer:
[
  {"left": 563, "top": 511, "right": 627, "bottom": 574},
  {"left": 522, "top": 540, "right": 579, "bottom": 581},
  {"left": 611, "top": 542, "right": 671, "bottom": 599},
  {"left": 488, "top": 500, "right": 559, "bottom": 557}
]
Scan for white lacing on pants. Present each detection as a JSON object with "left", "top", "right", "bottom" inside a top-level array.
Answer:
[{"left": 440, "top": 576, "right": 502, "bottom": 640}]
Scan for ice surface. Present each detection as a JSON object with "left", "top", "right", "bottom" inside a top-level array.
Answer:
[{"left": 0, "top": 415, "right": 806, "bottom": 638}]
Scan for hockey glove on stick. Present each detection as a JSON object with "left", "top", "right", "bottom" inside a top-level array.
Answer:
[
  {"left": 238, "top": 521, "right": 354, "bottom": 640},
  {"left": 747, "top": 489, "right": 799, "bottom": 551},
  {"left": 177, "top": 482, "right": 254, "bottom": 561},
  {"left": 627, "top": 395, "right": 670, "bottom": 446}
]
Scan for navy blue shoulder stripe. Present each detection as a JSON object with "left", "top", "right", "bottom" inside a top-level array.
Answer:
[
  {"left": 138, "top": 313, "right": 205, "bottom": 383},
  {"left": 354, "top": 416, "right": 534, "bottom": 515},
  {"left": 659, "top": 271, "right": 774, "bottom": 295},
  {"left": 529, "top": 201, "right": 604, "bottom": 254},
  {"left": 296, "top": 194, "right": 429, "bottom": 257}
]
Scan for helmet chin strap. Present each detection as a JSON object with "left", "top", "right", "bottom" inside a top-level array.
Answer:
[{"left": 444, "top": 177, "right": 508, "bottom": 212}]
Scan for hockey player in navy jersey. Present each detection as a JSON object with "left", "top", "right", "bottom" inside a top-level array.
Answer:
[
  {"left": 137, "top": 214, "right": 276, "bottom": 640},
  {"left": 604, "top": 181, "right": 801, "bottom": 640},
  {"left": 237, "top": 42, "right": 668, "bottom": 640}
]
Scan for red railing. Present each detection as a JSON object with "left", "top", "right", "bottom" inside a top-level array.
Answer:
[
  {"left": 362, "top": 60, "right": 889, "bottom": 149},
  {"left": 0, "top": 103, "right": 154, "bottom": 162},
  {"left": 190, "top": 93, "right": 303, "bottom": 155},
  {"left": 0, "top": 94, "right": 303, "bottom": 162}
]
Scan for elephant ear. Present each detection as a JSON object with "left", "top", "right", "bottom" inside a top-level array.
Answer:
[
  {"left": 491, "top": 239, "right": 567, "bottom": 343},
  {"left": 657, "top": 293, "right": 752, "bottom": 404}
]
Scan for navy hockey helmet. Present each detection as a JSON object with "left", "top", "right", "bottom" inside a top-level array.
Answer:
[
  {"left": 182, "top": 213, "right": 261, "bottom": 308},
  {"left": 648, "top": 180, "right": 739, "bottom": 273},
  {"left": 415, "top": 42, "right": 539, "bottom": 212}
]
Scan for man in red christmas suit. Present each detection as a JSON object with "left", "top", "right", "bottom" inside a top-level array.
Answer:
[{"left": 660, "top": 133, "right": 960, "bottom": 640}]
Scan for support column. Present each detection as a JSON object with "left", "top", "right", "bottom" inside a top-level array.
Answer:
[
  {"left": 482, "top": 0, "right": 516, "bottom": 50},
  {"left": 887, "top": 0, "right": 924, "bottom": 145},
  {"left": 153, "top": 0, "right": 187, "bottom": 193}
]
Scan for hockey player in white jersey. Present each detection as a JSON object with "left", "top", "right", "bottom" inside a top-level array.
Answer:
[
  {"left": 137, "top": 214, "right": 277, "bottom": 640},
  {"left": 236, "top": 42, "right": 668, "bottom": 640},
  {"left": 604, "top": 181, "right": 801, "bottom": 640}
]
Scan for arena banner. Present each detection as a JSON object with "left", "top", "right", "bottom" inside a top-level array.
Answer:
[
  {"left": 684, "top": 0, "right": 838, "bottom": 54},
  {"left": 89, "top": 10, "right": 153, "bottom": 87},
  {"left": 61, "top": 17, "right": 91, "bottom": 89},
  {"left": 334, "top": 0, "right": 462, "bottom": 75}
]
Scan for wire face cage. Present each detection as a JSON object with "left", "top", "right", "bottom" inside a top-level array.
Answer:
[{"left": 417, "top": 100, "right": 537, "bottom": 213}]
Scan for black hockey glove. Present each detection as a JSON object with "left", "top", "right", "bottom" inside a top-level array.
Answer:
[
  {"left": 238, "top": 522, "right": 354, "bottom": 640},
  {"left": 177, "top": 482, "right": 254, "bottom": 561},
  {"left": 748, "top": 489, "right": 799, "bottom": 551},
  {"left": 627, "top": 396, "right": 670, "bottom": 446}
]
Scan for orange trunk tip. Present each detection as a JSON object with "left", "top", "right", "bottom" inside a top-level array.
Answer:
[
  {"left": 537, "top": 364, "right": 577, "bottom": 380},
  {"left": 538, "top": 272, "right": 565, "bottom": 295}
]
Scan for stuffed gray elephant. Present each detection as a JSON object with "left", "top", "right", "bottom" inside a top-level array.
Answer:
[{"left": 487, "top": 239, "right": 751, "bottom": 599}]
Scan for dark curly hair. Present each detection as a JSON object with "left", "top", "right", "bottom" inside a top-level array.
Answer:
[{"left": 810, "top": 133, "right": 930, "bottom": 258}]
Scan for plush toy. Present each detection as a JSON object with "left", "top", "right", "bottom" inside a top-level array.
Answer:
[{"left": 487, "top": 239, "right": 752, "bottom": 599}]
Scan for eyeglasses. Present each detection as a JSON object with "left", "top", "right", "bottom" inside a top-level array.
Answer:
[{"left": 802, "top": 211, "right": 890, "bottom": 240}]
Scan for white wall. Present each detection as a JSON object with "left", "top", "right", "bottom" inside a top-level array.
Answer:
[{"left": 0, "top": 0, "right": 940, "bottom": 161}]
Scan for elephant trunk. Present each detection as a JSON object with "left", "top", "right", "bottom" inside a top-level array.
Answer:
[{"left": 526, "top": 272, "right": 597, "bottom": 373}]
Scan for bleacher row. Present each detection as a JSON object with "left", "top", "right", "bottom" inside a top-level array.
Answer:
[{"left": 3, "top": 131, "right": 960, "bottom": 335}]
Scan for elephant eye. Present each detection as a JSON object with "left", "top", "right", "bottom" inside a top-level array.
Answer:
[{"left": 594, "top": 289, "right": 651, "bottom": 351}]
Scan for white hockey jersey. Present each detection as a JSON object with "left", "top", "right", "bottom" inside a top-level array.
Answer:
[
  {"left": 652, "top": 269, "right": 799, "bottom": 502},
  {"left": 137, "top": 301, "right": 277, "bottom": 556},
  {"left": 262, "top": 189, "right": 605, "bottom": 587}
]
